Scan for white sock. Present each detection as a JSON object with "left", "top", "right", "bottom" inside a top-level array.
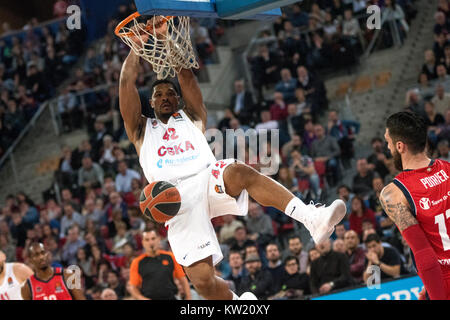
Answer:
[
  {"left": 231, "top": 291, "right": 239, "bottom": 300},
  {"left": 284, "top": 197, "right": 310, "bottom": 224}
]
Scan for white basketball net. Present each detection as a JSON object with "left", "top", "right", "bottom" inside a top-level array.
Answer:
[{"left": 116, "top": 15, "right": 199, "bottom": 79}]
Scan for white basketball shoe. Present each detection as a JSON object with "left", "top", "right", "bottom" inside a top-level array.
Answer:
[{"left": 301, "top": 199, "right": 347, "bottom": 244}]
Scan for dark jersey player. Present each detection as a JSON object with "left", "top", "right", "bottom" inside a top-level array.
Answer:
[
  {"left": 380, "top": 111, "right": 450, "bottom": 300},
  {"left": 21, "top": 243, "right": 86, "bottom": 300}
]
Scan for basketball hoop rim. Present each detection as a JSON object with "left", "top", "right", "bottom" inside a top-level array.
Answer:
[{"left": 114, "top": 12, "right": 174, "bottom": 37}]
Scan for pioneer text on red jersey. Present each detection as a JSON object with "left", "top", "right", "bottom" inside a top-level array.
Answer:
[{"left": 420, "top": 170, "right": 449, "bottom": 189}]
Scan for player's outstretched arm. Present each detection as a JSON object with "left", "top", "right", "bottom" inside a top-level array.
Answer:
[
  {"left": 380, "top": 183, "right": 447, "bottom": 300},
  {"left": 119, "top": 51, "right": 146, "bottom": 146},
  {"left": 177, "top": 68, "right": 207, "bottom": 132}
]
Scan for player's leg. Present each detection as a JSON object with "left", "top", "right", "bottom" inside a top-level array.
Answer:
[
  {"left": 222, "top": 161, "right": 346, "bottom": 243},
  {"left": 183, "top": 256, "right": 236, "bottom": 300}
]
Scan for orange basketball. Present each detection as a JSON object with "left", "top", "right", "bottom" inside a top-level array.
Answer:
[{"left": 139, "top": 181, "right": 181, "bottom": 223}]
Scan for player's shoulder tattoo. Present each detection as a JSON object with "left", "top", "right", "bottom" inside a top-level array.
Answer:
[{"left": 379, "top": 183, "right": 418, "bottom": 231}]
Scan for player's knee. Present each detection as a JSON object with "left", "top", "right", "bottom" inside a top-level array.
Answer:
[{"left": 225, "top": 162, "right": 259, "bottom": 189}]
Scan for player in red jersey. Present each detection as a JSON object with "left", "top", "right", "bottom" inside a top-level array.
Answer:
[
  {"left": 21, "top": 243, "right": 86, "bottom": 300},
  {"left": 380, "top": 111, "right": 450, "bottom": 300}
]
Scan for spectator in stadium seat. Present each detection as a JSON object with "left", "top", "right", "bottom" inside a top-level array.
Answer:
[
  {"left": 421, "top": 49, "right": 438, "bottom": 80},
  {"left": 432, "top": 84, "right": 450, "bottom": 115},
  {"left": 265, "top": 243, "right": 285, "bottom": 293},
  {"left": 352, "top": 158, "right": 376, "bottom": 197},
  {"left": 436, "top": 108, "right": 450, "bottom": 142},
  {"left": 251, "top": 45, "right": 280, "bottom": 99},
  {"left": 404, "top": 89, "right": 426, "bottom": 119},
  {"left": 62, "top": 225, "right": 86, "bottom": 265},
  {"left": 342, "top": 9, "right": 361, "bottom": 49},
  {"left": 225, "top": 250, "right": 248, "bottom": 291},
  {"left": 90, "top": 120, "right": 111, "bottom": 160},
  {"left": 238, "top": 253, "right": 274, "bottom": 299},
  {"left": 327, "top": 109, "right": 360, "bottom": 169},
  {"left": 289, "top": 3, "right": 309, "bottom": 28},
  {"left": 219, "top": 215, "right": 244, "bottom": 245},
  {"left": 19, "top": 201, "right": 39, "bottom": 226},
  {"left": 255, "top": 110, "right": 279, "bottom": 132},
  {"left": 72, "top": 140, "right": 96, "bottom": 170},
  {"left": 366, "top": 137, "right": 392, "bottom": 180},
  {"left": 349, "top": 196, "right": 377, "bottom": 238},
  {"left": 229, "top": 79, "right": 254, "bottom": 125},
  {"left": 101, "top": 288, "right": 118, "bottom": 300},
  {"left": 107, "top": 270, "right": 126, "bottom": 299},
  {"left": 437, "top": 139, "right": 450, "bottom": 162},
  {"left": 115, "top": 160, "right": 141, "bottom": 194},
  {"left": 269, "top": 91, "right": 289, "bottom": 121},
  {"left": 293, "top": 87, "right": 313, "bottom": 116},
  {"left": 337, "top": 185, "right": 354, "bottom": 215},
  {"left": 443, "top": 44, "right": 450, "bottom": 73},
  {"left": 245, "top": 200, "right": 274, "bottom": 249},
  {"left": 434, "top": 11, "right": 450, "bottom": 36},
  {"left": 275, "top": 68, "right": 298, "bottom": 103},
  {"left": 296, "top": 66, "right": 328, "bottom": 117},
  {"left": 272, "top": 255, "right": 310, "bottom": 299},
  {"left": 362, "top": 233, "right": 401, "bottom": 282},
  {"left": 433, "top": 32, "right": 448, "bottom": 63},
  {"left": 302, "top": 119, "right": 316, "bottom": 152},
  {"left": 289, "top": 148, "right": 322, "bottom": 200},
  {"left": 228, "top": 227, "right": 254, "bottom": 255},
  {"left": 425, "top": 100, "right": 445, "bottom": 147},
  {"left": 344, "top": 230, "right": 366, "bottom": 284},
  {"left": 306, "top": 32, "right": 333, "bottom": 71},
  {"left": 309, "top": 238, "right": 352, "bottom": 295},
  {"left": 281, "top": 134, "right": 309, "bottom": 160},
  {"left": 333, "top": 239, "right": 346, "bottom": 254},
  {"left": 60, "top": 203, "right": 85, "bottom": 238},
  {"left": 3, "top": 99, "right": 25, "bottom": 139},
  {"left": 81, "top": 198, "right": 103, "bottom": 225},
  {"left": 78, "top": 155, "right": 105, "bottom": 192},
  {"left": 436, "top": 63, "right": 450, "bottom": 82},
  {"left": 310, "top": 123, "right": 341, "bottom": 186},
  {"left": 99, "top": 135, "right": 116, "bottom": 173},
  {"left": 282, "top": 235, "right": 309, "bottom": 274},
  {"left": 279, "top": 103, "right": 307, "bottom": 141}
]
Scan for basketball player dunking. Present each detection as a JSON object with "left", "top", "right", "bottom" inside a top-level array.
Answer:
[
  {"left": 0, "top": 250, "right": 34, "bottom": 300},
  {"left": 380, "top": 112, "right": 450, "bottom": 300},
  {"left": 21, "top": 243, "right": 86, "bottom": 300},
  {"left": 119, "top": 21, "right": 346, "bottom": 300}
]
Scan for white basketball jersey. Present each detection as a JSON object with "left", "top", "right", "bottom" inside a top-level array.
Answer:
[
  {"left": 139, "top": 109, "right": 216, "bottom": 184},
  {"left": 0, "top": 263, "right": 23, "bottom": 300}
]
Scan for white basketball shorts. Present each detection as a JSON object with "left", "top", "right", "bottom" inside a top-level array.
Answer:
[{"left": 165, "top": 158, "right": 248, "bottom": 267}]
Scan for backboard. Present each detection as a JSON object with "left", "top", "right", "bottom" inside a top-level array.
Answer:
[{"left": 134, "top": 0, "right": 301, "bottom": 20}]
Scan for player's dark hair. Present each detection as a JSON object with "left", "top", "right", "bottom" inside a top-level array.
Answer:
[
  {"left": 150, "top": 79, "right": 181, "bottom": 97},
  {"left": 386, "top": 111, "right": 427, "bottom": 154},
  {"left": 364, "top": 233, "right": 381, "bottom": 244}
]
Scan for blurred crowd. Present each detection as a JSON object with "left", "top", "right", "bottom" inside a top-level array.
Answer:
[
  {"left": 0, "top": 0, "right": 85, "bottom": 159},
  {"left": 0, "top": 0, "right": 448, "bottom": 301},
  {"left": 409, "top": 0, "right": 450, "bottom": 159}
]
